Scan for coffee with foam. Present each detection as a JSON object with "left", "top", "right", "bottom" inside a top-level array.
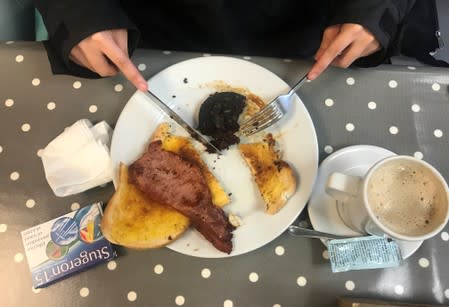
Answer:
[{"left": 367, "top": 159, "right": 448, "bottom": 236}]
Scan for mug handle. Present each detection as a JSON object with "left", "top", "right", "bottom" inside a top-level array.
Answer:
[{"left": 325, "top": 172, "right": 362, "bottom": 202}]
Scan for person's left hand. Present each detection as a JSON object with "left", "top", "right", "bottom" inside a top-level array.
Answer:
[{"left": 308, "top": 23, "right": 381, "bottom": 80}]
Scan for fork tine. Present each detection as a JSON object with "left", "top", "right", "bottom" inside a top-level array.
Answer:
[
  {"left": 240, "top": 111, "right": 284, "bottom": 136},
  {"left": 238, "top": 73, "right": 308, "bottom": 137},
  {"left": 240, "top": 108, "right": 284, "bottom": 136},
  {"left": 239, "top": 102, "right": 280, "bottom": 129}
]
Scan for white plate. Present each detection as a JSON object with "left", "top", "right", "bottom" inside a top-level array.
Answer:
[
  {"left": 307, "top": 145, "right": 423, "bottom": 259},
  {"left": 111, "top": 56, "right": 318, "bottom": 258}
]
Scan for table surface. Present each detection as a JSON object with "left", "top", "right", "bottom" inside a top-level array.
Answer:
[{"left": 1, "top": 42, "right": 449, "bottom": 307}]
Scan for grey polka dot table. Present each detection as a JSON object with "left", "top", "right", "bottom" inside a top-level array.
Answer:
[{"left": 1, "top": 42, "right": 449, "bottom": 307}]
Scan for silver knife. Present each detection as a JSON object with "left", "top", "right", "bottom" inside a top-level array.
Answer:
[{"left": 144, "top": 90, "right": 222, "bottom": 154}]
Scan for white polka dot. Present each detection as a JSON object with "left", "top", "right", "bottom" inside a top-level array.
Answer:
[
  {"left": 407, "top": 66, "right": 416, "bottom": 70},
  {"left": 201, "top": 268, "right": 211, "bottom": 278},
  {"left": 394, "top": 285, "right": 404, "bottom": 295},
  {"left": 32, "top": 286, "right": 41, "bottom": 294},
  {"left": 389, "top": 126, "right": 399, "bottom": 135},
  {"left": 414, "top": 151, "right": 423, "bottom": 160},
  {"left": 5, "top": 98, "right": 14, "bottom": 107},
  {"left": 324, "top": 98, "right": 334, "bottom": 107},
  {"left": 21, "top": 123, "right": 31, "bottom": 132},
  {"left": 444, "top": 289, "right": 449, "bottom": 299},
  {"left": 368, "top": 101, "right": 377, "bottom": 110},
  {"left": 14, "top": 253, "right": 24, "bottom": 263},
  {"left": 175, "top": 295, "right": 185, "bottom": 305},
  {"left": 127, "top": 291, "right": 137, "bottom": 302},
  {"left": 26, "top": 199, "right": 36, "bottom": 208},
  {"left": 324, "top": 145, "right": 333, "bottom": 154},
  {"left": 418, "top": 258, "right": 429, "bottom": 268},
  {"left": 154, "top": 264, "right": 164, "bottom": 274},
  {"left": 163, "top": 50, "right": 172, "bottom": 55},
  {"left": 322, "top": 250, "right": 329, "bottom": 260},
  {"left": 346, "top": 77, "right": 355, "bottom": 85},
  {"left": 388, "top": 80, "right": 398, "bottom": 88},
  {"left": 37, "top": 149, "right": 44, "bottom": 157},
  {"left": 79, "top": 287, "right": 89, "bottom": 297},
  {"left": 249, "top": 272, "right": 259, "bottom": 282},
  {"left": 137, "top": 63, "right": 146, "bottom": 71},
  {"left": 71, "top": 202, "right": 80, "bottom": 211},
  {"left": 0, "top": 224, "right": 7, "bottom": 233},
  {"left": 6, "top": 41, "right": 14, "bottom": 45},
  {"left": 345, "top": 280, "right": 355, "bottom": 291},
  {"left": 202, "top": 53, "right": 212, "bottom": 57},
  {"left": 47, "top": 102, "right": 56, "bottom": 110},
  {"left": 224, "top": 299, "right": 233, "bottom": 307},
  {"left": 0, "top": 145, "right": 3, "bottom": 154},
  {"left": 73, "top": 81, "right": 82, "bottom": 89},
  {"left": 32, "top": 78, "right": 40, "bottom": 86},
  {"left": 243, "top": 56, "right": 252, "bottom": 60},
  {"left": 434, "top": 129, "right": 443, "bottom": 138},
  {"left": 107, "top": 260, "right": 117, "bottom": 270},
  {"left": 89, "top": 105, "right": 98, "bottom": 113},
  {"left": 297, "top": 276, "right": 307, "bottom": 287},
  {"left": 411, "top": 104, "right": 421, "bottom": 112},
  {"left": 441, "top": 231, "right": 449, "bottom": 241},
  {"left": 345, "top": 123, "right": 355, "bottom": 132},
  {"left": 10, "top": 172, "right": 20, "bottom": 181},
  {"left": 432, "top": 83, "right": 441, "bottom": 91},
  {"left": 15, "top": 55, "right": 24, "bottom": 63},
  {"left": 114, "top": 84, "right": 123, "bottom": 92},
  {"left": 273, "top": 305, "right": 282, "bottom": 307},
  {"left": 275, "top": 246, "right": 285, "bottom": 256}
]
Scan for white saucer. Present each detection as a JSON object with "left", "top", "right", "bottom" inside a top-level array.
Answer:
[{"left": 307, "top": 145, "right": 423, "bottom": 259}]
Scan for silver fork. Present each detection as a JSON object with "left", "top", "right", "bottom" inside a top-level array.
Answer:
[{"left": 238, "top": 74, "right": 308, "bottom": 136}]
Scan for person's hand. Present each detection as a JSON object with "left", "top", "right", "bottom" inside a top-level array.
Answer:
[
  {"left": 308, "top": 23, "right": 381, "bottom": 80},
  {"left": 69, "top": 29, "right": 148, "bottom": 91}
]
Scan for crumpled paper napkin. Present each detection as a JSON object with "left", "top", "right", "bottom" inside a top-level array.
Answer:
[{"left": 41, "top": 119, "right": 113, "bottom": 197}]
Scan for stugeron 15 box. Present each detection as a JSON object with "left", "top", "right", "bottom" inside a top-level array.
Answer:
[{"left": 21, "top": 202, "right": 115, "bottom": 288}]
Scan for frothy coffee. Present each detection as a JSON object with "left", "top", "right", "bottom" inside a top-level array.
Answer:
[{"left": 367, "top": 159, "right": 447, "bottom": 236}]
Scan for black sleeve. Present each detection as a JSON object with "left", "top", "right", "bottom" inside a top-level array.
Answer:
[
  {"left": 327, "top": 0, "right": 416, "bottom": 66},
  {"left": 33, "top": 0, "right": 140, "bottom": 78}
]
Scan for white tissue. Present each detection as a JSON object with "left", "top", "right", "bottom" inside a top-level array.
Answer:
[{"left": 41, "top": 119, "right": 113, "bottom": 197}]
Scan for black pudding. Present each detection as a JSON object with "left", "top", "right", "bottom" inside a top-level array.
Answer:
[{"left": 198, "top": 92, "right": 246, "bottom": 150}]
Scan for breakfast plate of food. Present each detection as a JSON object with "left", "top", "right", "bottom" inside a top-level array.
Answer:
[{"left": 106, "top": 56, "right": 318, "bottom": 258}]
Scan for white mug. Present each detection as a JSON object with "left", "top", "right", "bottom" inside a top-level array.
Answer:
[{"left": 325, "top": 155, "right": 449, "bottom": 241}]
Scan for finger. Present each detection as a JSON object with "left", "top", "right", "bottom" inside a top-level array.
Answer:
[
  {"left": 79, "top": 47, "right": 118, "bottom": 77},
  {"left": 332, "top": 37, "right": 381, "bottom": 68},
  {"left": 101, "top": 41, "right": 147, "bottom": 91},
  {"left": 308, "top": 29, "right": 358, "bottom": 80},
  {"left": 360, "top": 40, "right": 381, "bottom": 57},
  {"left": 315, "top": 25, "right": 340, "bottom": 60},
  {"left": 70, "top": 46, "right": 95, "bottom": 72},
  {"left": 332, "top": 40, "right": 367, "bottom": 68},
  {"left": 112, "top": 29, "right": 129, "bottom": 55}
]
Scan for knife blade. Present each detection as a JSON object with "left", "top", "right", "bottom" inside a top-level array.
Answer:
[{"left": 144, "top": 90, "right": 222, "bottom": 154}]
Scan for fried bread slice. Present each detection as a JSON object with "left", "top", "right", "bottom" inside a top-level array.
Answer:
[
  {"left": 101, "top": 163, "right": 190, "bottom": 248},
  {"left": 238, "top": 134, "right": 296, "bottom": 214},
  {"left": 101, "top": 123, "right": 230, "bottom": 249}
]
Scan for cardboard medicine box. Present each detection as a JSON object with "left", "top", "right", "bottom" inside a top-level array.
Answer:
[{"left": 21, "top": 202, "right": 115, "bottom": 288}]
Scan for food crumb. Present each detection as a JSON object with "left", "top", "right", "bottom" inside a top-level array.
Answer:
[
  {"left": 172, "top": 95, "right": 176, "bottom": 98},
  {"left": 183, "top": 78, "right": 188, "bottom": 84},
  {"left": 228, "top": 213, "right": 243, "bottom": 227}
]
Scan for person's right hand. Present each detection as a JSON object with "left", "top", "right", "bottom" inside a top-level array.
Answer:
[{"left": 69, "top": 29, "right": 148, "bottom": 91}]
